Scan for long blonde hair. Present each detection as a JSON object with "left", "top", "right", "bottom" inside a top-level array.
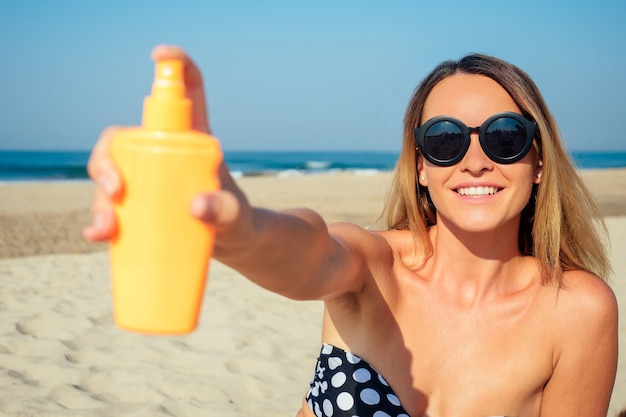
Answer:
[{"left": 384, "top": 54, "right": 611, "bottom": 284}]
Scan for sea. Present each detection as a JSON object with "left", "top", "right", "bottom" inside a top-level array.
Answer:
[{"left": 0, "top": 150, "right": 625, "bottom": 182}]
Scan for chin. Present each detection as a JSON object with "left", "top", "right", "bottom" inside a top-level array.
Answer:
[{"left": 441, "top": 214, "right": 519, "bottom": 235}]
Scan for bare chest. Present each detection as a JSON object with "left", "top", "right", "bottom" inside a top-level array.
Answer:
[{"left": 354, "top": 278, "right": 555, "bottom": 417}]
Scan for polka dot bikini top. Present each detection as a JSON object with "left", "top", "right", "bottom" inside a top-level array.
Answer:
[{"left": 305, "top": 343, "right": 410, "bottom": 417}]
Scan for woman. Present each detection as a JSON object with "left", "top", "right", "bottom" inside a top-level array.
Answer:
[{"left": 84, "top": 45, "right": 618, "bottom": 417}]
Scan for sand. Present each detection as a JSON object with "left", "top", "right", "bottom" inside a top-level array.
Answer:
[{"left": 0, "top": 169, "right": 624, "bottom": 416}]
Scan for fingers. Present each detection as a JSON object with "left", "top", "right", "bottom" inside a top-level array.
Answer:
[
  {"left": 87, "top": 126, "right": 123, "bottom": 198},
  {"left": 82, "top": 186, "right": 118, "bottom": 242},
  {"left": 83, "top": 126, "right": 123, "bottom": 242},
  {"left": 151, "top": 45, "right": 211, "bottom": 134},
  {"left": 151, "top": 45, "right": 203, "bottom": 90}
]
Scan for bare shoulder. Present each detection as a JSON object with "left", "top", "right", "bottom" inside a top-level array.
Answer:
[
  {"left": 327, "top": 222, "right": 395, "bottom": 275},
  {"left": 558, "top": 270, "right": 617, "bottom": 317},
  {"left": 325, "top": 224, "right": 415, "bottom": 292},
  {"left": 552, "top": 270, "right": 618, "bottom": 343},
  {"left": 327, "top": 222, "right": 391, "bottom": 253},
  {"left": 539, "top": 270, "right": 618, "bottom": 416},
  {"left": 328, "top": 223, "right": 416, "bottom": 253}
]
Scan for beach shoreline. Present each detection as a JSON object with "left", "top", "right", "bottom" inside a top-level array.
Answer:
[
  {"left": 1, "top": 168, "right": 625, "bottom": 260},
  {"left": 0, "top": 169, "right": 624, "bottom": 416}
]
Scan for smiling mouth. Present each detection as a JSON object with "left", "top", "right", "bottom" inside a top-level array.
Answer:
[{"left": 456, "top": 186, "right": 501, "bottom": 197}]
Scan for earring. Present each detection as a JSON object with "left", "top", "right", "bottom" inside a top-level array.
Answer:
[
  {"left": 420, "top": 176, "right": 426, "bottom": 181},
  {"left": 537, "top": 172, "right": 542, "bottom": 179}
]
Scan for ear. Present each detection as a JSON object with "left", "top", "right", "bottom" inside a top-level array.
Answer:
[
  {"left": 533, "top": 159, "right": 543, "bottom": 184},
  {"left": 416, "top": 148, "right": 428, "bottom": 186}
]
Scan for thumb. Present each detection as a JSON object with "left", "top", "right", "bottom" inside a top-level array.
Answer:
[{"left": 190, "top": 190, "right": 242, "bottom": 233}]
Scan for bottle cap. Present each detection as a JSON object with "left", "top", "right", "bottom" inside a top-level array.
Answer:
[{"left": 142, "top": 60, "right": 192, "bottom": 130}]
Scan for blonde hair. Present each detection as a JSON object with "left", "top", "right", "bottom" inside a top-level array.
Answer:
[{"left": 384, "top": 54, "right": 611, "bottom": 284}]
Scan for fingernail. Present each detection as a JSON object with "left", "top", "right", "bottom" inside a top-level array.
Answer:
[
  {"left": 97, "top": 174, "right": 116, "bottom": 196},
  {"left": 83, "top": 213, "right": 103, "bottom": 241},
  {"left": 191, "top": 195, "right": 215, "bottom": 221},
  {"left": 92, "top": 211, "right": 105, "bottom": 231},
  {"left": 191, "top": 196, "right": 206, "bottom": 218}
]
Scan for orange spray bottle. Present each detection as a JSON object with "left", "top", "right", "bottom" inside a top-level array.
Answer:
[{"left": 109, "top": 58, "right": 222, "bottom": 334}]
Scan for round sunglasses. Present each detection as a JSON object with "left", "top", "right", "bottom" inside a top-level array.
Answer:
[{"left": 414, "top": 112, "right": 538, "bottom": 166}]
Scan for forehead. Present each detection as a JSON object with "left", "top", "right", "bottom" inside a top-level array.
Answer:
[{"left": 421, "top": 74, "right": 521, "bottom": 125}]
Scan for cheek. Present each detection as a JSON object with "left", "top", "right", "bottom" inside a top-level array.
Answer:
[
  {"left": 421, "top": 164, "right": 449, "bottom": 184},
  {"left": 507, "top": 164, "right": 538, "bottom": 210},
  {"left": 511, "top": 147, "right": 540, "bottom": 183}
]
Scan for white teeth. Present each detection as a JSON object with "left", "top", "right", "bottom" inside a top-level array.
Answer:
[{"left": 457, "top": 186, "right": 498, "bottom": 196}]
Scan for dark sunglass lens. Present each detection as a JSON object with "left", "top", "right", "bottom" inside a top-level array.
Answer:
[
  {"left": 424, "top": 121, "right": 465, "bottom": 162},
  {"left": 484, "top": 117, "right": 527, "bottom": 159}
]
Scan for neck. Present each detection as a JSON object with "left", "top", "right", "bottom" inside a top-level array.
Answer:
[{"left": 425, "top": 220, "right": 530, "bottom": 306}]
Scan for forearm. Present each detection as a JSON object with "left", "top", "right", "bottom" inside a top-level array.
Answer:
[{"left": 213, "top": 206, "right": 335, "bottom": 299}]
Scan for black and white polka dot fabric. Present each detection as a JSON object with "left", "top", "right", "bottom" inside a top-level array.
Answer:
[{"left": 306, "top": 343, "right": 410, "bottom": 417}]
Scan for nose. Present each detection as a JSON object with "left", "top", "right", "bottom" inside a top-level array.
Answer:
[{"left": 458, "top": 131, "right": 493, "bottom": 174}]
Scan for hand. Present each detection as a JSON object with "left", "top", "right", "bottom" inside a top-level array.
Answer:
[
  {"left": 83, "top": 45, "right": 248, "bottom": 244},
  {"left": 151, "top": 44, "right": 212, "bottom": 134},
  {"left": 82, "top": 124, "right": 122, "bottom": 242}
]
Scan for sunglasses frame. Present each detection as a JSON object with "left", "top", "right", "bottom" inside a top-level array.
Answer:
[{"left": 414, "top": 112, "right": 538, "bottom": 167}]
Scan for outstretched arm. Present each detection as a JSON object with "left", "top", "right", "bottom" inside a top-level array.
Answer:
[{"left": 83, "top": 45, "right": 378, "bottom": 301}]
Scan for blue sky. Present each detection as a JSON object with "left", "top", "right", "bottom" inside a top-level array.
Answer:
[{"left": 1, "top": 0, "right": 625, "bottom": 151}]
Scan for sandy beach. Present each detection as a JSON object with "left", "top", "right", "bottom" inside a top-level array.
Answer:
[{"left": 0, "top": 169, "right": 624, "bottom": 417}]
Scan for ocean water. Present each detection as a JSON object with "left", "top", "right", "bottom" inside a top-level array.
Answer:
[{"left": 0, "top": 150, "right": 625, "bottom": 182}]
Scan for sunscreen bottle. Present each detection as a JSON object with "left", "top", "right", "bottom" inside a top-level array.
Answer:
[{"left": 109, "top": 57, "right": 222, "bottom": 334}]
